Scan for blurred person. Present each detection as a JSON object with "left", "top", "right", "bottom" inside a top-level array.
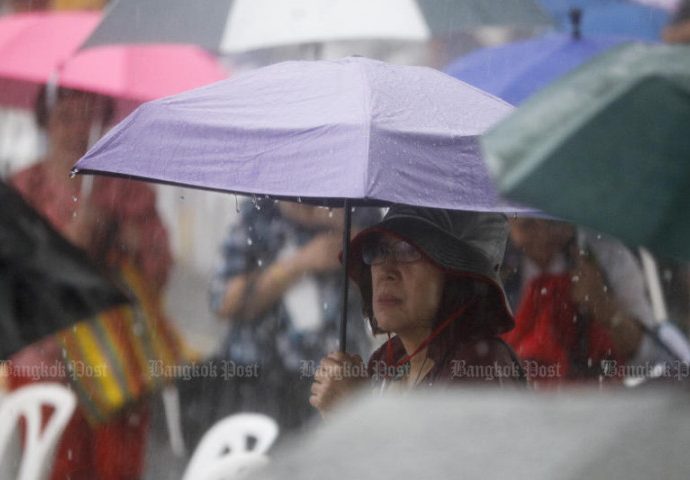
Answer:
[
  {"left": 52, "top": 0, "right": 106, "bottom": 9},
  {"left": 0, "top": 0, "right": 50, "bottom": 14},
  {"left": 208, "top": 199, "right": 381, "bottom": 435},
  {"left": 662, "top": 0, "right": 690, "bottom": 43},
  {"left": 0, "top": 0, "right": 106, "bottom": 12},
  {"left": 310, "top": 205, "right": 525, "bottom": 418},
  {"left": 8, "top": 86, "right": 173, "bottom": 480},
  {"left": 502, "top": 217, "right": 690, "bottom": 385},
  {"left": 0, "top": 0, "right": 51, "bottom": 174}
]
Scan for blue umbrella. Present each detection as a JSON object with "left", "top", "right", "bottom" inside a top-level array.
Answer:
[
  {"left": 445, "top": 31, "right": 634, "bottom": 105},
  {"left": 539, "top": 0, "right": 670, "bottom": 40}
]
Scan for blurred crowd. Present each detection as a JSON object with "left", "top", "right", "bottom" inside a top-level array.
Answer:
[{"left": 1, "top": 0, "right": 690, "bottom": 479}]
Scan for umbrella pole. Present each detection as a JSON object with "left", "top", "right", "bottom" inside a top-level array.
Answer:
[{"left": 339, "top": 199, "right": 352, "bottom": 352}]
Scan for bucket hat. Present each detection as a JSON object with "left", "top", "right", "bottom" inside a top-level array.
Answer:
[{"left": 348, "top": 204, "right": 514, "bottom": 335}]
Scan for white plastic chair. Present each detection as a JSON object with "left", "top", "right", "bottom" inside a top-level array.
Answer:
[
  {"left": 0, "top": 383, "right": 77, "bottom": 480},
  {"left": 183, "top": 413, "right": 279, "bottom": 480}
]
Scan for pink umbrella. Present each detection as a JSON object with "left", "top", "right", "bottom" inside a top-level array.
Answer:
[
  {"left": 0, "top": 11, "right": 228, "bottom": 109},
  {"left": 0, "top": 11, "right": 99, "bottom": 107},
  {"left": 57, "top": 44, "right": 229, "bottom": 103}
]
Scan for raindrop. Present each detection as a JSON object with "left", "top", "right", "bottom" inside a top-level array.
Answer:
[
  {"left": 579, "top": 249, "right": 587, "bottom": 256},
  {"left": 328, "top": 210, "right": 334, "bottom": 218},
  {"left": 587, "top": 357, "right": 593, "bottom": 367},
  {"left": 72, "top": 195, "right": 78, "bottom": 203},
  {"left": 297, "top": 197, "right": 302, "bottom": 203},
  {"left": 540, "top": 287, "right": 548, "bottom": 295},
  {"left": 68, "top": 449, "right": 73, "bottom": 460},
  {"left": 323, "top": 302, "right": 329, "bottom": 310},
  {"left": 68, "top": 169, "right": 77, "bottom": 179},
  {"left": 571, "top": 275, "right": 580, "bottom": 283},
  {"left": 257, "top": 259, "right": 263, "bottom": 267},
  {"left": 596, "top": 234, "right": 602, "bottom": 240},
  {"left": 247, "top": 238, "right": 253, "bottom": 246},
  {"left": 72, "top": 211, "right": 78, "bottom": 218},
  {"left": 663, "top": 269, "right": 673, "bottom": 282},
  {"left": 234, "top": 195, "right": 240, "bottom": 213},
  {"left": 602, "top": 285, "right": 608, "bottom": 293}
]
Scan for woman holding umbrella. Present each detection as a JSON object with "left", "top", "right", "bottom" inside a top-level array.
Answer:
[{"left": 310, "top": 205, "right": 525, "bottom": 415}]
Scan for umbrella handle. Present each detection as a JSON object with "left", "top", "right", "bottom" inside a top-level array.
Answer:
[
  {"left": 638, "top": 248, "right": 668, "bottom": 324},
  {"left": 339, "top": 200, "right": 352, "bottom": 352},
  {"left": 568, "top": 8, "right": 582, "bottom": 40}
]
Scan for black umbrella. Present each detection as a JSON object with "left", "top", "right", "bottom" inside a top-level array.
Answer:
[{"left": 0, "top": 180, "right": 128, "bottom": 359}]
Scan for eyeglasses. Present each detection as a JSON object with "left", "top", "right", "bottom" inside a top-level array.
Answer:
[{"left": 361, "top": 239, "right": 422, "bottom": 266}]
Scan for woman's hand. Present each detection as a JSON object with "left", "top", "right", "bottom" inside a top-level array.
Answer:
[{"left": 310, "top": 352, "right": 368, "bottom": 417}]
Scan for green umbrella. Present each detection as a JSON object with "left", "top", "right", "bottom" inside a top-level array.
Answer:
[{"left": 481, "top": 43, "right": 690, "bottom": 261}]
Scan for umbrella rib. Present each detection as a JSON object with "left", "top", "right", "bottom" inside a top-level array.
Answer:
[{"left": 356, "top": 60, "right": 373, "bottom": 201}]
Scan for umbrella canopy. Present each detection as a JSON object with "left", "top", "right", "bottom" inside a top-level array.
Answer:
[
  {"left": 80, "top": 0, "right": 552, "bottom": 54},
  {"left": 252, "top": 389, "right": 690, "bottom": 480},
  {"left": 538, "top": 0, "right": 671, "bottom": 40},
  {"left": 481, "top": 43, "right": 690, "bottom": 261},
  {"left": 630, "top": 0, "right": 683, "bottom": 11},
  {"left": 74, "top": 57, "right": 529, "bottom": 213},
  {"left": 54, "top": 44, "right": 228, "bottom": 104},
  {"left": 445, "top": 32, "right": 635, "bottom": 105},
  {"left": 0, "top": 11, "right": 228, "bottom": 108},
  {"left": 0, "top": 10, "right": 98, "bottom": 107},
  {"left": 0, "top": 181, "right": 128, "bottom": 359},
  {"left": 74, "top": 56, "right": 532, "bottom": 351}
]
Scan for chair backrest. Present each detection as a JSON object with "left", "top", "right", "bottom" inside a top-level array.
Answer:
[
  {"left": 183, "top": 413, "right": 278, "bottom": 480},
  {"left": 0, "top": 383, "right": 76, "bottom": 480}
]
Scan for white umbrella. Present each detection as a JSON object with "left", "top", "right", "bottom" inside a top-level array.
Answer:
[{"left": 81, "top": 0, "right": 552, "bottom": 54}]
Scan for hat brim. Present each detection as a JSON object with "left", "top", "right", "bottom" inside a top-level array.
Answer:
[{"left": 346, "top": 216, "right": 514, "bottom": 336}]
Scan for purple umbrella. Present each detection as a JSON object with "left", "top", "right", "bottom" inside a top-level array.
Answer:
[{"left": 74, "top": 56, "right": 529, "bottom": 349}]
